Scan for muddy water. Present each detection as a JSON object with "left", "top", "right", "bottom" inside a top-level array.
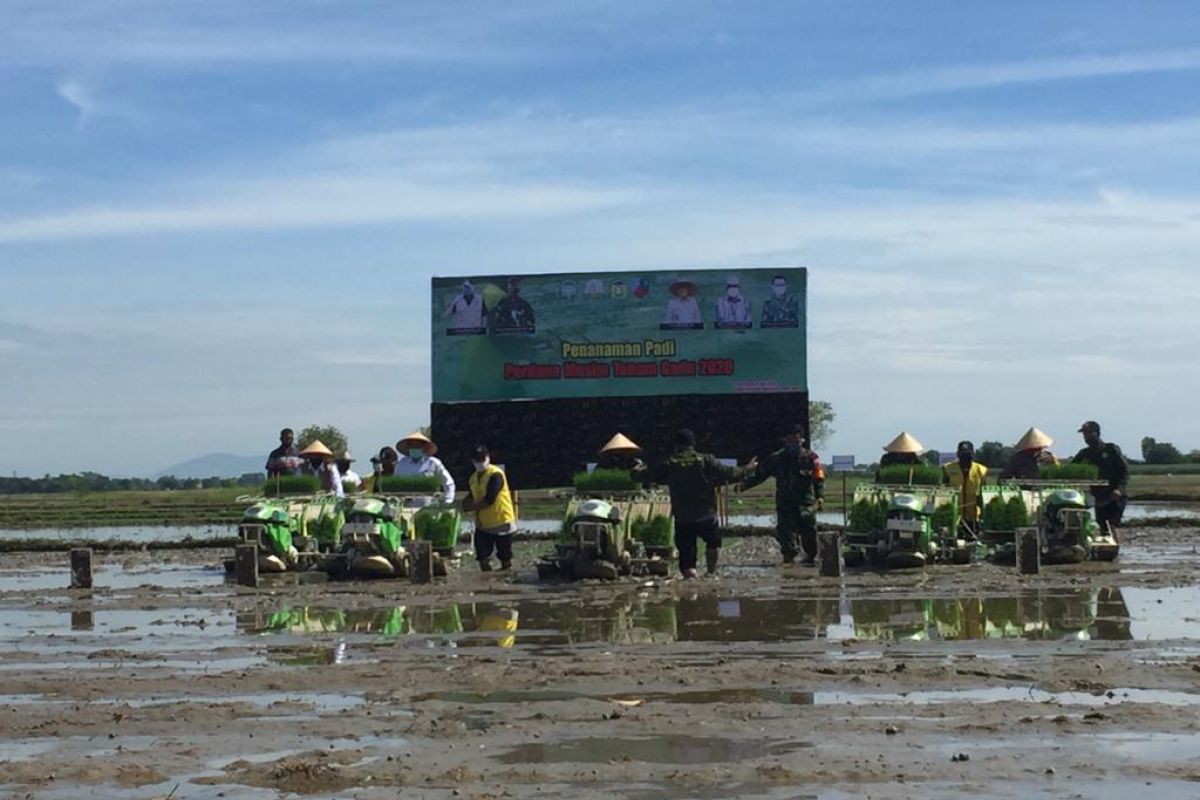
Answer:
[{"left": 1, "top": 528, "right": 1199, "bottom": 799}]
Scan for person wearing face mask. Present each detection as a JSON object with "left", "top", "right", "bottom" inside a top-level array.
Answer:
[
  {"left": 394, "top": 431, "right": 456, "bottom": 505},
  {"left": 760, "top": 274, "right": 800, "bottom": 328},
  {"left": 1071, "top": 421, "right": 1129, "bottom": 532},
  {"left": 445, "top": 280, "right": 486, "bottom": 333},
  {"left": 740, "top": 423, "right": 826, "bottom": 565},
  {"left": 942, "top": 440, "right": 988, "bottom": 537},
  {"left": 462, "top": 444, "right": 517, "bottom": 571},
  {"left": 715, "top": 274, "right": 752, "bottom": 328}
]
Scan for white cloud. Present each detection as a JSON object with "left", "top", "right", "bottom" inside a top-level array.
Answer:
[{"left": 55, "top": 78, "right": 97, "bottom": 122}]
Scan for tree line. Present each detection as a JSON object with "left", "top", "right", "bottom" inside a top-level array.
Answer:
[{"left": 0, "top": 472, "right": 265, "bottom": 495}]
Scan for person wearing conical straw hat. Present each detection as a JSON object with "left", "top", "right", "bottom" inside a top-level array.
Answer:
[
  {"left": 875, "top": 432, "right": 924, "bottom": 481},
  {"left": 299, "top": 440, "right": 344, "bottom": 498},
  {"left": 597, "top": 432, "right": 646, "bottom": 472},
  {"left": 394, "top": 430, "right": 455, "bottom": 504},
  {"left": 1001, "top": 427, "right": 1059, "bottom": 480},
  {"left": 662, "top": 278, "right": 702, "bottom": 327}
]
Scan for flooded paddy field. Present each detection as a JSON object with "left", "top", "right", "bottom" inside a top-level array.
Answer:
[{"left": 1, "top": 524, "right": 1199, "bottom": 798}]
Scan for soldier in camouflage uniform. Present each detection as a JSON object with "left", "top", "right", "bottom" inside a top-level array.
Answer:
[
  {"left": 635, "top": 429, "right": 756, "bottom": 579},
  {"left": 741, "top": 423, "right": 825, "bottom": 565},
  {"left": 759, "top": 274, "right": 800, "bottom": 327}
]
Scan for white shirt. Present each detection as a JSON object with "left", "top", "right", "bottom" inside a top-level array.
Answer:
[
  {"left": 318, "top": 463, "right": 344, "bottom": 498},
  {"left": 396, "top": 455, "right": 456, "bottom": 504},
  {"left": 342, "top": 469, "right": 362, "bottom": 489},
  {"left": 446, "top": 293, "right": 484, "bottom": 329},
  {"left": 664, "top": 296, "right": 702, "bottom": 325}
]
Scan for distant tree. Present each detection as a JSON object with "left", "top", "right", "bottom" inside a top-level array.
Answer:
[
  {"left": 1187, "top": 450, "right": 1200, "bottom": 464},
  {"left": 298, "top": 424, "right": 349, "bottom": 457},
  {"left": 807, "top": 401, "right": 835, "bottom": 449},
  {"left": 976, "top": 440, "right": 1015, "bottom": 468},
  {"left": 1142, "top": 436, "right": 1183, "bottom": 465},
  {"left": 922, "top": 449, "right": 942, "bottom": 468},
  {"left": 238, "top": 472, "right": 264, "bottom": 487}
]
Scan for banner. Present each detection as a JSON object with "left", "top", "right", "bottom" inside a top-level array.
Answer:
[{"left": 431, "top": 267, "right": 806, "bottom": 402}]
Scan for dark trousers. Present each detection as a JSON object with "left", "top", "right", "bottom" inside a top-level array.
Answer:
[
  {"left": 676, "top": 517, "right": 721, "bottom": 572},
  {"left": 776, "top": 507, "right": 817, "bottom": 559},
  {"left": 475, "top": 529, "right": 514, "bottom": 564},
  {"left": 1094, "top": 493, "right": 1127, "bottom": 531}
]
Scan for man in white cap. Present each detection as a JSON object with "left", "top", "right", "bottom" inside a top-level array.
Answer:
[
  {"left": 715, "top": 275, "right": 751, "bottom": 326},
  {"left": 445, "top": 280, "right": 486, "bottom": 331}
]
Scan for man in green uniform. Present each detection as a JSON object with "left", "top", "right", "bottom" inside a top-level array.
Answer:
[
  {"left": 634, "top": 429, "right": 755, "bottom": 579},
  {"left": 1071, "top": 420, "right": 1129, "bottom": 533},
  {"left": 741, "top": 423, "right": 825, "bottom": 565}
]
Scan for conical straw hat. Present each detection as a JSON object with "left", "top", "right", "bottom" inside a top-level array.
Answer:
[
  {"left": 1015, "top": 427, "right": 1053, "bottom": 450},
  {"left": 299, "top": 440, "right": 334, "bottom": 459},
  {"left": 396, "top": 430, "right": 437, "bottom": 456},
  {"left": 599, "top": 432, "right": 642, "bottom": 455},
  {"left": 882, "top": 432, "right": 925, "bottom": 454}
]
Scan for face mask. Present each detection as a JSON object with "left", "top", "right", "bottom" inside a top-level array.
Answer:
[
  {"left": 726, "top": 288, "right": 738, "bottom": 299},
  {"left": 408, "top": 448, "right": 424, "bottom": 460},
  {"left": 785, "top": 441, "right": 800, "bottom": 452},
  {"left": 772, "top": 284, "right": 786, "bottom": 297},
  {"left": 473, "top": 460, "right": 489, "bottom": 471},
  {"left": 463, "top": 289, "right": 474, "bottom": 299}
]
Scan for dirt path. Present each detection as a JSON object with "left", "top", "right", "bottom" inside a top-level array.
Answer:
[{"left": 2, "top": 524, "right": 1199, "bottom": 798}]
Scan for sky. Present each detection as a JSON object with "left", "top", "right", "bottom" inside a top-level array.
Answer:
[{"left": 2, "top": 0, "right": 1199, "bottom": 476}]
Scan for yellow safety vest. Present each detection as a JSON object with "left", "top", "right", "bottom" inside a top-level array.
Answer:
[
  {"left": 943, "top": 461, "right": 988, "bottom": 521},
  {"left": 468, "top": 464, "right": 516, "bottom": 532}
]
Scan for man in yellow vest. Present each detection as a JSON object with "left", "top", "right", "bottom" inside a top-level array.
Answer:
[
  {"left": 942, "top": 440, "right": 987, "bottom": 537},
  {"left": 463, "top": 444, "right": 517, "bottom": 571}
]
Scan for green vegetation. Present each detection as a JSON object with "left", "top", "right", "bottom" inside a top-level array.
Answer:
[
  {"left": 876, "top": 463, "right": 943, "bottom": 486},
  {"left": 982, "top": 494, "right": 1031, "bottom": 531},
  {"left": 630, "top": 515, "right": 674, "bottom": 547},
  {"left": 1040, "top": 463, "right": 1100, "bottom": 480},
  {"left": 266, "top": 475, "right": 320, "bottom": 495},
  {"left": 849, "top": 497, "right": 889, "bottom": 532},
  {"left": 376, "top": 475, "right": 442, "bottom": 493},
  {"left": 931, "top": 502, "right": 956, "bottom": 532},
  {"left": 298, "top": 424, "right": 348, "bottom": 457},
  {"left": 413, "top": 508, "right": 461, "bottom": 548},
  {"left": 572, "top": 469, "right": 640, "bottom": 493},
  {"left": 558, "top": 513, "right": 576, "bottom": 542}
]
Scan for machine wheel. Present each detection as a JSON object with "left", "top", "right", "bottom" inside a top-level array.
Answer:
[
  {"left": 433, "top": 556, "right": 448, "bottom": 577},
  {"left": 843, "top": 550, "right": 866, "bottom": 568},
  {"left": 536, "top": 561, "right": 561, "bottom": 580},
  {"left": 1092, "top": 545, "right": 1119, "bottom": 562},
  {"left": 949, "top": 546, "right": 972, "bottom": 565}
]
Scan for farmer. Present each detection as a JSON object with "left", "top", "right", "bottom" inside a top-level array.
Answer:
[
  {"left": 1000, "top": 427, "right": 1059, "bottom": 480},
  {"left": 300, "top": 441, "right": 343, "bottom": 498},
  {"left": 265, "top": 427, "right": 302, "bottom": 477},
  {"left": 662, "top": 278, "right": 703, "bottom": 327},
  {"left": 741, "top": 423, "right": 826, "bottom": 566},
  {"left": 596, "top": 432, "right": 646, "bottom": 472},
  {"left": 875, "top": 432, "right": 924, "bottom": 481},
  {"left": 395, "top": 431, "right": 456, "bottom": 504},
  {"left": 462, "top": 445, "right": 517, "bottom": 571},
  {"left": 1071, "top": 421, "right": 1129, "bottom": 532},
  {"left": 943, "top": 440, "right": 987, "bottom": 535},
  {"left": 337, "top": 451, "right": 362, "bottom": 493},
  {"left": 634, "top": 429, "right": 756, "bottom": 579}
]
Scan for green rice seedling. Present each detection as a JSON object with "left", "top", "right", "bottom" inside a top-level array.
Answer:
[
  {"left": 1005, "top": 495, "right": 1029, "bottom": 528},
  {"left": 572, "top": 469, "right": 640, "bottom": 493},
  {"left": 376, "top": 475, "right": 442, "bottom": 494},
  {"left": 630, "top": 515, "right": 674, "bottom": 547},
  {"left": 983, "top": 496, "right": 1009, "bottom": 530},
  {"left": 876, "top": 464, "right": 943, "bottom": 486},
  {"left": 1039, "top": 463, "right": 1101, "bottom": 480},
  {"left": 267, "top": 475, "right": 320, "bottom": 495},
  {"left": 931, "top": 502, "right": 956, "bottom": 532},
  {"left": 850, "top": 498, "right": 889, "bottom": 531},
  {"left": 413, "top": 509, "right": 461, "bottom": 548}
]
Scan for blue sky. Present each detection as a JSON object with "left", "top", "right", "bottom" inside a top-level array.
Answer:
[{"left": 2, "top": 1, "right": 1199, "bottom": 476}]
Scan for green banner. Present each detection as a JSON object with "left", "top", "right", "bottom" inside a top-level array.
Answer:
[{"left": 431, "top": 268, "right": 806, "bottom": 402}]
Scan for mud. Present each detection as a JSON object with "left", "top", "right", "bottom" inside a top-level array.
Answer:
[{"left": 1, "top": 524, "right": 1199, "bottom": 799}]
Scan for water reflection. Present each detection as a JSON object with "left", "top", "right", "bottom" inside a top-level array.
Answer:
[
  {"left": 239, "top": 588, "right": 1133, "bottom": 648},
  {"left": 848, "top": 588, "right": 1132, "bottom": 642}
]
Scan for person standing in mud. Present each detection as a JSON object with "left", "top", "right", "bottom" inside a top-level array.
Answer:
[
  {"left": 943, "top": 440, "right": 987, "bottom": 537},
  {"left": 740, "top": 423, "right": 825, "bottom": 566},
  {"left": 1071, "top": 421, "right": 1129, "bottom": 532},
  {"left": 463, "top": 445, "right": 517, "bottom": 571},
  {"left": 634, "top": 429, "right": 755, "bottom": 579}
]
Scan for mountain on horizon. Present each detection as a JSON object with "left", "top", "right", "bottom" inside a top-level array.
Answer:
[{"left": 153, "top": 453, "right": 263, "bottom": 479}]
